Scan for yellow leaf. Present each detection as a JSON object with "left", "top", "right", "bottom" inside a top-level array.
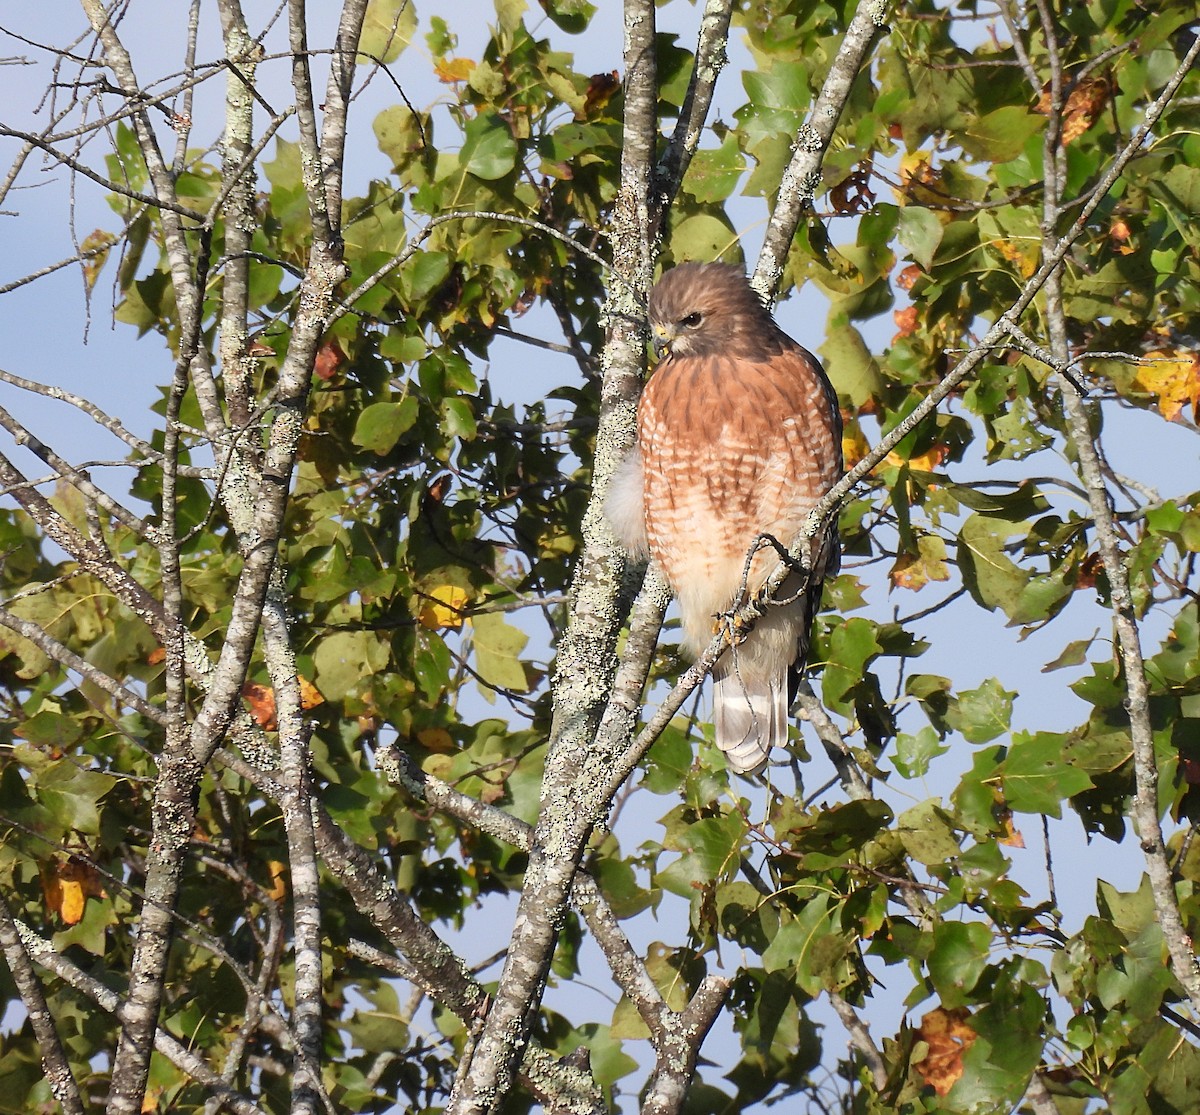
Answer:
[
  {"left": 80, "top": 230, "right": 117, "bottom": 292},
  {"left": 417, "top": 727, "right": 455, "bottom": 753},
  {"left": 1134, "top": 350, "right": 1200, "bottom": 422},
  {"left": 885, "top": 443, "right": 949, "bottom": 472},
  {"left": 890, "top": 535, "right": 951, "bottom": 592},
  {"left": 266, "top": 860, "right": 288, "bottom": 902},
  {"left": 298, "top": 676, "right": 324, "bottom": 710},
  {"left": 435, "top": 56, "right": 475, "bottom": 83},
  {"left": 41, "top": 858, "right": 106, "bottom": 926},
  {"left": 419, "top": 585, "right": 470, "bottom": 628},
  {"left": 994, "top": 237, "right": 1039, "bottom": 278},
  {"left": 841, "top": 423, "right": 871, "bottom": 469}
]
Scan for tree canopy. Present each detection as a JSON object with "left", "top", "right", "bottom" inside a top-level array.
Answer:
[{"left": 1, "top": 1, "right": 1199, "bottom": 1113}]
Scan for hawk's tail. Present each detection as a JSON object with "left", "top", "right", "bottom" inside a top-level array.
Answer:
[{"left": 712, "top": 661, "right": 786, "bottom": 775}]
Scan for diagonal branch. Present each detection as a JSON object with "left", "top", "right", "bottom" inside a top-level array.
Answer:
[
  {"left": 0, "top": 890, "right": 85, "bottom": 1115},
  {"left": 11, "top": 911, "right": 268, "bottom": 1115},
  {"left": 754, "top": 0, "right": 893, "bottom": 299}
]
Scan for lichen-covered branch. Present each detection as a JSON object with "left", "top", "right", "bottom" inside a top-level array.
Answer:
[
  {"left": 0, "top": 890, "right": 85, "bottom": 1115},
  {"left": 754, "top": 0, "right": 893, "bottom": 299}
]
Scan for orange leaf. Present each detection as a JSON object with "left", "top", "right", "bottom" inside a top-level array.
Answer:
[
  {"left": 243, "top": 677, "right": 324, "bottom": 730},
  {"left": 896, "top": 263, "right": 923, "bottom": 291},
  {"left": 147, "top": 646, "right": 167, "bottom": 666},
  {"left": 41, "top": 858, "right": 107, "bottom": 926},
  {"left": 915, "top": 1006, "right": 977, "bottom": 1097},
  {"left": 995, "top": 237, "right": 1039, "bottom": 278},
  {"left": 892, "top": 305, "right": 919, "bottom": 340},
  {"left": 1133, "top": 350, "right": 1200, "bottom": 422},
  {"left": 314, "top": 339, "right": 345, "bottom": 382},
  {"left": 298, "top": 676, "right": 325, "bottom": 711},
  {"left": 889, "top": 535, "right": 950, "bottom": 592},
  {"left": 1109, "top": 218, "right": 1136, "bottom": 255},
  {"left": 841, "top": 424, "right": 871, "bottom": 469},
  {"left": 242, "top": 681, "right": 277, "bottom": 730},
  {"left": 997, "top": 808, "right": 1025, "bottom": 848}
]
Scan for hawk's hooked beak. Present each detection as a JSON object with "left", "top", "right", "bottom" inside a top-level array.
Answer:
[{"left": 651, "top": 322, "right": 675, "bottom": 362}]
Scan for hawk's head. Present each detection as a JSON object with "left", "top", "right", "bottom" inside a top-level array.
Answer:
[{"left": 647, "top": 261, "right": 774, "bottom": 361}]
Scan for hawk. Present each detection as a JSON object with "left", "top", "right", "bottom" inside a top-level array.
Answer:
[{"left": 607, "top": 262, "right": 842, "bottom": 774}]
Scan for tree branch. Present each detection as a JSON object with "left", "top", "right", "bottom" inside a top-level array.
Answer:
[{"left": 0, "top": 889, "right": 85, "bottom": 1115}]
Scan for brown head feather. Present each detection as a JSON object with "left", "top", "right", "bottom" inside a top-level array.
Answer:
[{"left": 648, "top": 262, "right": 790, "bottom": 360}]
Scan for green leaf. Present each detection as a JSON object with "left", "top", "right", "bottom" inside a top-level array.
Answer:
[
  {"left": 358, "top": 0, "right": 418, "bottom": 63},
  {"left": 470, "top": 612, "right": 529, "bottom": 695},
  {"left": 441, "top": 396, "right": 476, "bottom": 440},
  {"left": 761, "top": 896, "right": 852, "bottom": 996},
  {"left": 893, "top": 726, "right": 949, "bottom": 779},
  {"left": 897, "top": 206, "right": 944, "bottom": 270},
  {"left": 657, "top": 812, "right": 747, "bottom": 897},
  {"left": 459, "top": 113, "right": 517, "bottom": 180},
  {"left": 820, "top": 324, "right": 883, "bottom": 408},
  {"left": 681, "top": 137, "right": 746, "bottom": 204},
  {"left": 667, "top": 212, "right": 741, "bottom": 263},
  {"left": 821, "top": 617, "right": 881, "bottom": 713},
  {"left": 959, "top": 106, "right": 1043, "bottom": 163},
  {"left": 928, "top": 920, "right": 991, "bottom": 1006},
  {"left": 896, "top": 798, "right": 962, "bottom": 866},
  {"left": 353, "top": 398, "right": 420, "bottom": 454},
  {"left": 374, "top": 105, "right": 429, "bottom": 167},
  {"left": 314, "top": 630, "right": 390, "bottom": 701},
  {"left": 538, "top": 0, "right": 595, "bottom": 33},
  {"left": 1002, "top": 732, "right": 1093, "bottom": 816},
  {"left": 957, "top": 513, "right": 1030, "bottom": 618},
  {"left": 945, "top": 678, "right": 1015, "bottom": 743},
  {"left": 37, "top": 762, "right": 115, "bottom": 836}
]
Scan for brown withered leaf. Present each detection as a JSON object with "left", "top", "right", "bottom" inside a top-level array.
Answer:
[
  {"left": 314, "top": 339, "right": 346, "bottom": 382},
  {"left": 1076, "top": 552, "right": 1103, "bottom": 591},
  {"left": 915, "top": 1006, "right": 977, "bottom": 1097},
  {"left": 582, "top": 70, "right": 620, "bottom": 118},
  {"left": 1035, "top": 74, "right": 1114, "bottom": 146},
  {"left": 246, "top": 337, "right": 276, "bottom": 358},
  {"left": 41, "top": 857, "right": 107, "bottom": 926},
  {"left": 829, "top": 164, "right": 876, "bottom": 214},
  {"left": 80, "top": 230, "right": 117, "bottom": 293}
]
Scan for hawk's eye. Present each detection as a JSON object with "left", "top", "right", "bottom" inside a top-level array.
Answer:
[{"left": 680, "top": 312, "right": 703, "bottom": 328}]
